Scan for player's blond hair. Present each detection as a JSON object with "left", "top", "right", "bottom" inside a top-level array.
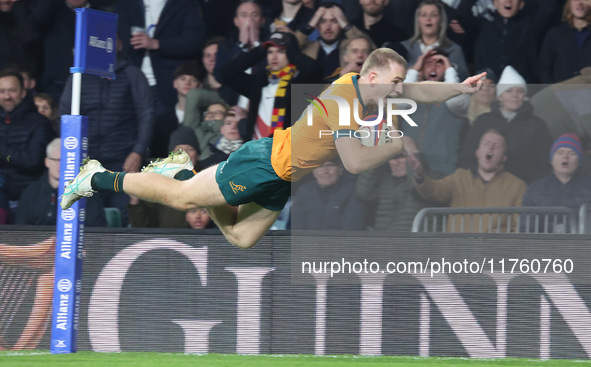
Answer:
[{"left": 360, "top": 48, "right": 407, "bottom": 76}]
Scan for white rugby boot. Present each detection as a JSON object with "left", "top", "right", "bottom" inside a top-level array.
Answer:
[
  {"left": 60, "top": 158, "right": 106, "bottom": 210},
  {"left": 142, "top": 149, "right": 194, "bottom": 178}
]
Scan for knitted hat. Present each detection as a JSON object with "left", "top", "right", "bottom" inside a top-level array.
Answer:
[
  {"left": 496, "top": 65, "right": 527, "bottom": 97},
  {"left": 168, "top": 126, "right": 201, "bottom": 155},
  {"left": 549, "top": 133, "right": 582, "bottom": 162}
]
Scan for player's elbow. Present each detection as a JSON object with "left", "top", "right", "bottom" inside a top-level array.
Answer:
[{"left": 341, "top": 160, "right": 364, "bottom": 175}]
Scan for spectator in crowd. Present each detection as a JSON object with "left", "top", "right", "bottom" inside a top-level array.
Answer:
[
  {"left": 356, "top": 139, "right": 428, "bottom": 232},
  {"left": 150, "top": 61, "right": 202, "bottom": 158},
  {"left": 291, "top": 158, "right": 366, "bottom": 230},
  {"left": 129, "top": 126, "right": 200, "bottom": 228},
  {"left": 4, "top": 63, "right": 37, "bottom": 93},
  {"left": 201, "top": 37, "right": 224, "bottom": 93},
  {"left": 521, "top": 134, "right": 591, "bottom": 233},
  {"left": 410, "top": 129, "right": 527, "bottom": 233},
  {"left": 295, "top": 1, "right": 364, "bottom": 81},
  {"left": 15, "top": 138, "right": 106, "bottom": 226},
  {"left": 115, "top": 0, "right": 205, "bottom": 112},
  {"left": 0, "top": 70, "right": 54, "bottom": 215},
  {"left": 401, "top": 0, "right": 469, "bottom": 81},
  {"left": 185, "top": 208, "right": 216, "bottom": 229},
  {"left": 336, "top": 34, "right": 376, "bottom": 78},
  {"left": 60, "top": 48, "right": 155, "bottom": 227},
  {"left": 200, "top": 107, "right": 246, "bottom": 168},
  {"left": 221, "top": 31, "right": 321, "bottom": 141},
  {"left": 269, "top": 0, "right": 314, "bottom": 33},
  {"left": 0, "top": 0, "right": 38, "bottom": 76},
  {"left": 538, "top": 0, "right": 591, "bottom": 83},
  {"left": 33, "top": 0, "right": 104, "bottom": 101},
  {"left": 213, "top": 0, "right": 269, "bottom": 107},
  {"left": 33, "top": 93, "right": 59, "bottom": 133},
  {"left": 458, "top": 66, "right": 552, "bottom": 184},
  {"left": 402, "top": 48, "right": 468, "bottom": 177},
  {"left": 190, "top": 102, "right": 232, "bottom": 159},
  {"left": 473, "top": 0, "right": 558, "bottom": 83},
  {"left": 351, "top": 0, "right": 409, "bottom": 48}
]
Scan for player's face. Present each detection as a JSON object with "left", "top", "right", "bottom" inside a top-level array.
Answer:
[
  {"left": 173, "top": 74, "right": 199, "bottom": 97},
  {"left": 360, "top": 0, "right": 389, "bottom": 16},
  {"left": 0, "top": 76, "right": 26, "bottom": 113},
  {"left": 418, "top": 4, "right": 441, "bottom": 38},
  {"left": 185, "top": 209, "right": 212, "bottom": 229},
  {"left": 370, "top": 62, "right": 406, "bottom": 103},
  {"left": 551, "top": 147, "right": 579, "bottom": 177},
  {"left": 234, "top": 3, "right": 265, "bottom": 29},
  {"left": 343, "top": 38, "right": 371, "bottom": 68},
  {"left": 266, "top": 46, "right": 289, "bottom": 71},
  {"left": 571, "top": 0, "right": 589, "bottom": 19},
  {"left": 388, "top": 154, "right": 407, "bottom": 177},
  {"left": 318, "top": 12, "right": 341, "bottom": 44},
  {"left": 312, "top": 161, "right": 342, "bottom": 188},
  {"left": 202, "top": 44, "right": 218, "bottom": 74},
  {"left": 422, "top": 56, "right": 445, "bottom": 81},
  {"left": 498, "top": 86, "right": 525, "bottom": 113},
  {"left": 475, "top": 132, "right": 506, "bottom": 173},
  {"left": 494, "top": 0, "right": 524, "bottom": 19}
]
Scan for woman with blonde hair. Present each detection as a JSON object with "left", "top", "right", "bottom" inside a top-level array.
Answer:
[{"left": 401, "top": 0, "right": 469, "bottom": 80}]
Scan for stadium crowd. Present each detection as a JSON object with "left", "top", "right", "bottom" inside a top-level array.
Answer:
[{"left": 0, "top": 0, "right": 590, "bottom": 232}]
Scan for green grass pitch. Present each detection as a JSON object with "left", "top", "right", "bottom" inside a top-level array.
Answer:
[{"left": 0, "top": 352, "right": 590, "bottom": 367}]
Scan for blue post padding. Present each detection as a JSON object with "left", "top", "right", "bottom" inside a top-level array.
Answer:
[{"left": 50, "top": 115, "right": 89, "bottom": 354}]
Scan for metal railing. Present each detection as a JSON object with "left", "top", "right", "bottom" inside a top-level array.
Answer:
[{"left": 411, "top": 207, "right": 578, "bottom": 234}]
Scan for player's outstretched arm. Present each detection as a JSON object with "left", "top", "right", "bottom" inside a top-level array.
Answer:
[
  {"left": 335, "top": 136, "right": 404, "bottom": 175},
  {"left": 401, "top": 72, "right": 487, "bottom": 103}
]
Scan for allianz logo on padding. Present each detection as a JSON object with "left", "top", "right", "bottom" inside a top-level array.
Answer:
[{"left": 89, "top": 36, "right": 114, "bottom": 53}]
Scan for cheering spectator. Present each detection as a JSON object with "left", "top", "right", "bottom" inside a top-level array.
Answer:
[
  {"left": 221, "top": 32, "right": 321, "bottom": 141},
  {"left": 410, "top": 129, "right": 527, "bottom": 233},
  {"left": 538, "top": 0, "right": 591, "bottom": 83},
  {"left": 401, "top": 0, "right": 469, "bottom": 81},
  {"left": 473, "top": 0, "right": 557, "bottom": 83},
  {"left": 115, "top": 0, "right": 205, "bottom": 112},
  {"left": 0, "top": 70, "right": 54, "bottom": 212},
  {"left": 351, "top": 0, "right": 409, "bottom": 48},
  {"left": 295, "top": 1, "right": 364, "bottom": 81},
  {"left": 521, "top": 133, "right": 591, "bottom": 233},
  {"left": 292, "top": 158, "right": 366, "bottom": 230},
  {"left": 337, "top": 34, "right": 376, "bottom": 77},
  {"left": 458, "top": 66, "right": 552, "bottom": 184},
  {"left": 213, "top": 0, "right": 269, "bottom": 107},
  {"left": 402, "top": 48, "right": 468, "bottom": 177},
  {"left": 15, "top": 138, "right": 106, "bottom": 226}
]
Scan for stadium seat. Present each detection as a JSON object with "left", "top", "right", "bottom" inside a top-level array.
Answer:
[{"left": 104, "top": 207, "right": 122, "bottom": 227}]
